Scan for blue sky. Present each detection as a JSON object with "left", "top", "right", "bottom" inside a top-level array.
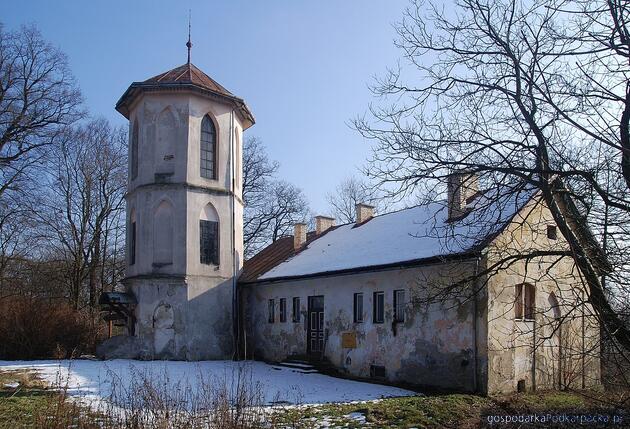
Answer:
[{"left": 5, "top": 0, "right": 409, "bottom": 213}]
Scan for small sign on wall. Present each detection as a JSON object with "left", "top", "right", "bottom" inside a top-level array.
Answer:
[{"left": 341, "top": 331, "right": 357, "bottom": 349}]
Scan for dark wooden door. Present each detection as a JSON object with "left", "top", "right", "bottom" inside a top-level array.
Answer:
[{"left": 307, "top": 295, "right": 324, "bottom": 355}]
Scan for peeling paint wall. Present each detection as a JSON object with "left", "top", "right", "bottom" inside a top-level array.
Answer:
[
  {"left": 241, "top": 197, "right": 601, "bottom": 395},
  {"left": 242, "top": 262, "right": 487, "bottom": 392}
]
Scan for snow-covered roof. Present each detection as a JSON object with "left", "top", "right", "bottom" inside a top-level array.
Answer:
[{"left": 250, "top": 185, "right": 537, "bottom": 282}]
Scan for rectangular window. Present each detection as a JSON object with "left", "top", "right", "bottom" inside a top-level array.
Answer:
[
  {"left": 515, "top": 284, "right": 535, "bottom": 320},
  {"left": 280, "top": 298, "right": 287, "bottom": 322},
  {"left": 268, "top": 299, "right": 275, "bottom": 323},
  {"left": 373, "top": 291, "right": 384, "bottom": 323},
  {"left": 200, "top": 220, "right": 219, "bottom": 265},
  {"left": 353, "top": 293, "right": 363, "bottom": 323},
  {"left": 292, "top": 297, "right": 300, "bottom": 322},
  {"left": 547, "top": 225, "right": 558, "bottom": 240},
  {"left": 394, "top": 289, "right": 405, "bottom": 323},
  {"left": 130, "top": 221, "right": 136, "bottom": 266}
]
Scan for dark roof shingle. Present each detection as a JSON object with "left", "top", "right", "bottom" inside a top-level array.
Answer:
[
  {"left": 116, "top": 62, "right": 254, "bottom": 128},
  {"left": 144, "top": 63, "right": 233, "bottom": 97}
]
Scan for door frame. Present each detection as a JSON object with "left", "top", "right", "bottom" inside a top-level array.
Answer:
[{"left": 307, "top": 295, "right": 324, "bottom": 356}]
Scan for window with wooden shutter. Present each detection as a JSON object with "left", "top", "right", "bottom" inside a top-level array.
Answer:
[{"left": 515, "top": 283, "right": 535, "bottom": 321}]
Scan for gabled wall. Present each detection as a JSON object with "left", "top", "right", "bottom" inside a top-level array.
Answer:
[{"left": 484, "top": 197, "right": 601, "bottom": 394}]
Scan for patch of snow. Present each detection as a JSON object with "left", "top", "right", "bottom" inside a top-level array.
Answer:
[
  {"left": 0, "top": 359, "right": 415, "bottom": 409},
  {"left": 3, "top": 381, "right": 19, "bottom": 389},
  {"left": 260, "top": 186, "right": 535, "bottom": 280},
  {"left": 346, "top": 411, "right": 367, "bottom": 424}
]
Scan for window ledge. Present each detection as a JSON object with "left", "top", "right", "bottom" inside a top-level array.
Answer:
[{"left": 514, "top": 318, "right": 535, "bottom": 322}]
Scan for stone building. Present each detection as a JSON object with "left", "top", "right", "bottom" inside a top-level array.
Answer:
[
  {"left": 239, "top": 176, "right": 604, "bottom": 394},
  {"left": 101, "top": 53, "right": 604, "bottom": 395}
]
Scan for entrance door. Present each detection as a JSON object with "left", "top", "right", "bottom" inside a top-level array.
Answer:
[{"left": 307, "top": 295, "right": 324, "bottom": 355}]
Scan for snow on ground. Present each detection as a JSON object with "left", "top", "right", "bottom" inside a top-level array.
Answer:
[{"left": 0, "top": 359, "right": 415, "bottom": 408}]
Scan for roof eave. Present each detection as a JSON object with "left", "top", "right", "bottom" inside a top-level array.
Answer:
[
  {"left": 115, "top": 82, "right": 255, "bottom": 129},
  {"left": 239, "top": 250, "right": 481, "bottom": 285}
]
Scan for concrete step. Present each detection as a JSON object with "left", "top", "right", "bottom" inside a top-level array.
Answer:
[
  {"left": 272, "top": 359, "right": 319, "bottom": 374},
  {"left": 281, "top": 361, "right": 316, "bottom": 369},
  {"left": 271, "top": 365, "right": 319, "bottom": 374}
]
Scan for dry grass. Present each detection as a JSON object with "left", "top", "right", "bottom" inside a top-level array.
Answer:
[{"left": 3, "top": 366, "right": 630, "bottom": 428}]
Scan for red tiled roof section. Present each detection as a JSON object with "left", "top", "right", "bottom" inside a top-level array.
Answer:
[
  {"left": 239, "top": 236, "right": 295, "bottom": 283},
  {"left": 240, "top": 230, "right": 334, "bottom": 283},
  {"left": 145, "top": 63, "right": 233, "bottom": 97}
]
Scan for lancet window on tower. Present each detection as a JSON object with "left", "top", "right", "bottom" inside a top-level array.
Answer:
[
  {"left": 200, "top": 203, "right": 219, "bottom": 265},
  {"left": 200, "top": 115, "right": 216, "bottom": 179}
]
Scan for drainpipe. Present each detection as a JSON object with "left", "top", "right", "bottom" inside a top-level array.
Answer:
[
  {"left": 230, "top": 109, "right": 238, "bottom": 360},
  {"left": 473, "top": 256, "right": 481, "bottom": 393},
  {"left": 533, "top": 309, "right": 537, "bottom": 391}
]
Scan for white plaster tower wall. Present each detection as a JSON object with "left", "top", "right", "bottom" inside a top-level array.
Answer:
[{"left": 118, "top": 64, "right": 252, "bottom": 360}]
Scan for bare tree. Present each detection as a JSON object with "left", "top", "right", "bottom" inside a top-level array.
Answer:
[
  {"left": 0, "top": 24, "right": 83, "bottom": 197},
  {"left": 37, "top": 119, "right": 126, "bottom": 309},
  {"left": 355, "top": 0, "right": 630, "bottom": 354},
  {"left": 326, "top": 176, "right": 382, "bottom": 223},
  {"left": 242, "top": 137, "right": 310, "bottom": 258}
]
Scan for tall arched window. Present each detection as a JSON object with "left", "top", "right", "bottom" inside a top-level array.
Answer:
[
  {"left": 200, "top": 203, "right": 219, "bottom": 265},
  {"left": 200, "top": 115, "right": 216, "bottom": 179},
  {"left": 129, "top": 209, "right": 137, "bottom": 266},
  {"left": 515, "top": 283, "right": 535, "bottom": 321},
  {"left": 131, "top": 121, "right": 139, "bottom": 180}
]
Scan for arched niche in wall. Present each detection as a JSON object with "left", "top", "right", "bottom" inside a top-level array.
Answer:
[
  {"left": 156, "top": 107, "right": 177, "bottom": 174},
  {"left": 548, "top": 292, "right": 561, "bottom": 320},
  {"left": 153, "top": 200, "right": 174, "bottom": 265},
  {"left": 131, "top": 120, "right": 139, "bottom": 180},
  {"left": 201, "top": 202, "right": 220, "bottom": 223},
  {"left": 234, "top": 127, "right": 241, "bottom": 187}
]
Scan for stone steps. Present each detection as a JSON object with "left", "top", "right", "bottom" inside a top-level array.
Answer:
[{"left": 272, "top": 359, "right": 319, "bottom": 374}]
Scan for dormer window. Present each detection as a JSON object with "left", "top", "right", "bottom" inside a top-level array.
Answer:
[{"left": 200, "top": 115, "right": 216, "bottom": 179}]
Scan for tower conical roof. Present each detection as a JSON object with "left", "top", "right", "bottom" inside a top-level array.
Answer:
[
  {"left": 116, "top": 63, "right": 254, "bottom": 129},
  {"left": 144, "top": 63, "right": 234, "bottom": 97}
]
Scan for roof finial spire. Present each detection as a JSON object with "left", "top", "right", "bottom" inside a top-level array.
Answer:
[{"left": 186, "top": 10, "right": 192, "bottom": 64}]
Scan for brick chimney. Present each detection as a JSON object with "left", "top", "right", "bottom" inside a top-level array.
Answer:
[
  {"left": 355, "top": 203, "right": 374, "bottom": 224},
  {"left": 293, "top": 223, "right": 307, "bottom": 250},
  {"left": 315, "top": 215, "right": 335, "bottom": 234},
  {"left": 447, "top": 171, "right": 479, "bottom": 220}
]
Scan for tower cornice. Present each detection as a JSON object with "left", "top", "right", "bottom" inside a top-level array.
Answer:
[{"left": 125, "top": 182, "right": 244, "bottom": 206}]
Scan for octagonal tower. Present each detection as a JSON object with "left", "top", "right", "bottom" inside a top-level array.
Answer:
[{"left": 115, "top": 57, "right": 254, "bottom": 359}]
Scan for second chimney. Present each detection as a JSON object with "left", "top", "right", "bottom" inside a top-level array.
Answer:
[
  {"left": 355, "top": 203, "right": 374, "bottom": 224},
  {"left": 447, "top": 171, "right": 479, "bottom": 220},
  {"left": 315, "top": 215, "right": 335, "bottom": 235},
  {"left": 294, "top": 223, "right": 307, "bottom": 250}
]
